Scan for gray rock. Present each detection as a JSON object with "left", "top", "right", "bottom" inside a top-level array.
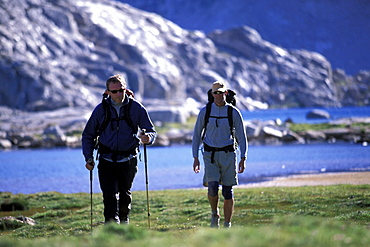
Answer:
[
  {"left": 152, "top": 134, "right": 170, "bottom": 147},
  {"left": 306, "top": 109, "right": 331, "bottom": 119},
  {"left": 282, "top": 130, "right": 305, "bottom": 143},
  {"left": 43, "top": 124, "right": 66, "bottom": 142},
  {"left": 302, "top": 130, "right": 327, "bottom": 141},
  {"left": 262, "top": 125, "right": 284, "bottom": 138},
  {"left": 0, "top": 139, "right": 12, "bottom": 149},
  {"left": 0, "top": 216, "right": 36, "bottom": 230},
  {"left": 165, "top": 129, "right": 193, "bottom": 144},
  {"left": 147, "top": 105, "right": 190, "bottom": 124},
  {"left": 245, "top": 121, "right": 262, "bottom": 138}
]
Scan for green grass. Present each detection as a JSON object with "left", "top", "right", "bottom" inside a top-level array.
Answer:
[
  {"left": 0, "top": 185, "right": 369, "bottom": 246},
  {"left": 288, "top": 122, "right": 370, "bottom": 132}
]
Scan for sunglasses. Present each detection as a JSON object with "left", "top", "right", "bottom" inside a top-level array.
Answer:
[
  {"left": 108, "top": 88, "right": 125, "bottom": 94},
  {"left": 213, "top": 91, "right": 225, "bottom": 95}
]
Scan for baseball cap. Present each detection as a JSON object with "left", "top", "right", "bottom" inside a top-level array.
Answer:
[{"left": 211, "top": 81, "right": 227, "bottom": 93}]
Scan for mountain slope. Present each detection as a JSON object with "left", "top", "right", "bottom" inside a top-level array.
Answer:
[
  {"left": 0, "top": 0, "right": 369, "bottom": 114},
  {"left": 117, "top": 0, "right": 370, "bottom": 75}
]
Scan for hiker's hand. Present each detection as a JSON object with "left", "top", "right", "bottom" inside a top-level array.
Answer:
[
  {"left": 238, "top": 158, "right": 246, "bottom": 173},
  {"left": 193, "top": 158, "right": 200, "bottom": 173},
  {"left": 139, "top": 132, "right": 150, "bottom": 144},
  {"left": 85, "top": 158, "right": 95, "bottom": 171}
]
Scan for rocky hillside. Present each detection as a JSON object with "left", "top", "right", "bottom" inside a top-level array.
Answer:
[
  {"left": 1, "top": 0, "right": 369, "bottom": 114},
  {"left": 118, "top": 0, "right": 370, "bottom": 75},
  {"left": 0, "top": 0, "right": 370, "bottom": 149},
  {"left": 0, "top": 0, "right": 370, "bottom": 148}
]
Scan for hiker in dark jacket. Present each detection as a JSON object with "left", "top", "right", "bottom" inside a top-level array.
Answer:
[
  {"left": 82, "top": 74, "right": 156, "bottom": 224},
  {"left": 192, "top": 81, "right": 248, "bottom": 228}
]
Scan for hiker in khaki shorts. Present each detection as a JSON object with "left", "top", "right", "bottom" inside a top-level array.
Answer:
[{"left": 192, "top": 81, "right": 248, "bottom": 228}]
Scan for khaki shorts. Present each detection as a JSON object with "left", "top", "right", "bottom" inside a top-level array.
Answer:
[{"left": 202, "top": 150, "right": 238, "bottom": 187}]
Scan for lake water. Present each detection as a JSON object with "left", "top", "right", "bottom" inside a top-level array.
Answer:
[
  {"left": 1, "top": 143, "right": 369, "bottom": 194},
  {"left": 1, "top": 106, "right": 370, "bottom": 194}
]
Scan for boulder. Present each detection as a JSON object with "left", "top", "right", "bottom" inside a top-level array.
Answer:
[
  {"left": 0, "top": 139, "right": 12, "bottom": 149},
  {"left": 245, "top": 121, "right": 262, "bottom": 137},
  {"left": 306, "top": 109, "right": 331, "bottom": 119},
  {"left": 165, "top": 129, "right": 193, "bottom": 144},
  {"left": 0, "top": 216, "right": 36, "bottom": 230},
  {"left": 152, "top": 134, "right": 170, "bottom": 147},
  {"left": 262, "top": 126, "right": 284, "bottom": 138},
  {"left": 302, "top": 130, "right": 327, "bottom": 141},
  {"left": 43, "top": 124, "right": 66, "bottom": 142},
  {"left": 282, "top": 130, "right": 305, "bottom": 143},
  {"left": 147, "top": 105, "right": 191, "bottom": 124}
]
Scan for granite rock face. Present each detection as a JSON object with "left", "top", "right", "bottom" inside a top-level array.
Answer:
[
  {"left": 119, "top": 0, "right": 370, "bottom": 75},
  {"left": 1, "top": 0, "right": 368, "bottom": 114}
]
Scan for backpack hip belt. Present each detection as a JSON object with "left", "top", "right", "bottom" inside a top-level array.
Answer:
[
  {"left": 98, "top": 143, "right": 138, "bottom": 157},
  {"left": 203, "top": 143, "right": 235, "bottom": 163}
]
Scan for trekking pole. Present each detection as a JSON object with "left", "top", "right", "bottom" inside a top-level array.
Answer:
[
  {"left": 142, "top": 130, "right": 151, "bottom": 228},
  {"left": 90, "top": 169, "right": 93, "bottom": 232},
  {"left": 87, "top": 158, "right": 94, "bottom": 233}
]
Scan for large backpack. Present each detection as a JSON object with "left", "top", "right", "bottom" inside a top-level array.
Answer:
[{"left": 201, "top": 89, "right": 237, "bottom": 141}]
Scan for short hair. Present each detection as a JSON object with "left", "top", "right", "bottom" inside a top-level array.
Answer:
[{"left": 105, "top": 74, "right": 126, "bottom": 89}]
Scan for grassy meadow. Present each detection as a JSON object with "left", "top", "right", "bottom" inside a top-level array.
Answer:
[{"left": 0, "top": 184, "right": 369, "bottom": 246}]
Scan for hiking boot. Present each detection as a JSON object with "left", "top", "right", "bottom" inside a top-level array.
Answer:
[
  {"left": 224, "top": 222, "right": 231, "bottom": 228},
  {"left": 120, "top": 215, "right": 129, "bottom": 225},
  {"left": 104, "top": 217, "right": 120, "bottom": 225},
  {"left": 210, "top": 213, "right": 220, "bottom": 228}
]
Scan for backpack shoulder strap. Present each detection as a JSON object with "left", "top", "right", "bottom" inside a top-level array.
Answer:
[
  {"left": 123, "top": 97, "right": 136, "bottom": 134},
  {"left": 201, "top": 102, "right": 212, "bottom": 140},
  {"left": 202, "top": 103, "right": 236, "bottom": 140},
  {"left": 97, "top": 94, "right": 111, "bottom": 136},
  {"left": 94, "top": 94, "right": 110, "bottom": 150},
  {"left": 227, "top": 104, "right": 234, "bottom": 139},
  {"left": 97, "top": 94, "right": 136, "bottom": 135}
]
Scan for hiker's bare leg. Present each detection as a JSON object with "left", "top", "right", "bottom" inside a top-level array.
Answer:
[
  {"left": 208, "top": 194, "right": 219, "bottom": 212},
  {"left": 224, "top": 198, "right": 234, "bottom": 223}
]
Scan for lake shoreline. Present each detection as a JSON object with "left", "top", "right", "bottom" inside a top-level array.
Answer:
[{"left": 236, "top": 171, "right": 370, "bottom": 188}]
